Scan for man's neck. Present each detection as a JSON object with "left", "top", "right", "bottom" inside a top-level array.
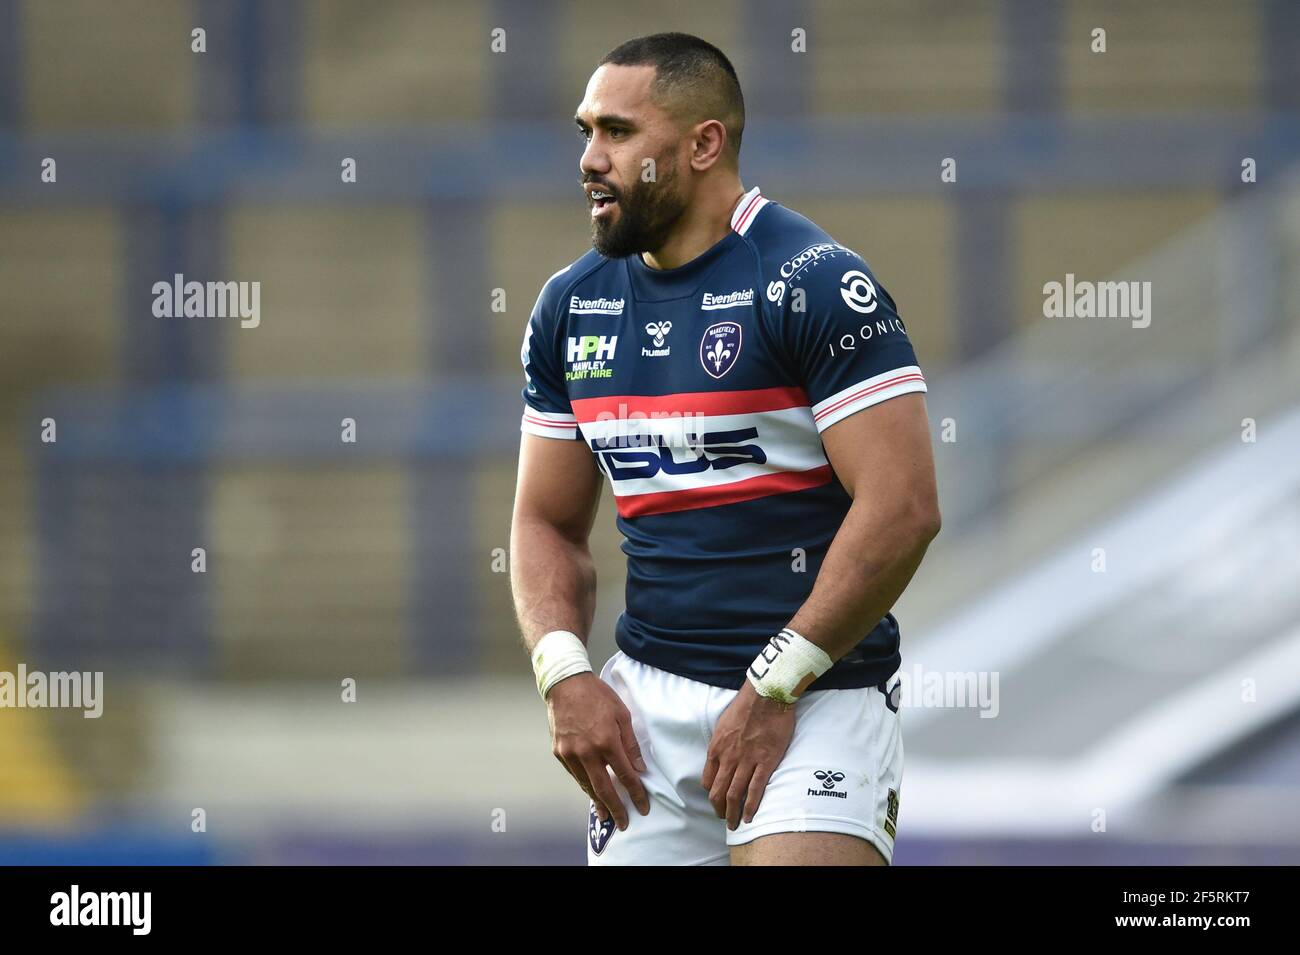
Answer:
[{"left": 641, "top": 178, "right": 747, "bottom": 271}]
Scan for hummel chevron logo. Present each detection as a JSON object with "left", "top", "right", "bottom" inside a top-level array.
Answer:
[{"left": 808, "top": 769, "right": 848, "bottom": 799}]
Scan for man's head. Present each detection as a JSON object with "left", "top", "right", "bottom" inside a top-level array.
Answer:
[{"left": 576, "top": 33, "right": 745, "bottom": 258}]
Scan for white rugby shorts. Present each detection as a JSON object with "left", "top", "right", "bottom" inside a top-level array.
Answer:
[{"left": 587, "top": 650, "right": 903, "bottom": 866}]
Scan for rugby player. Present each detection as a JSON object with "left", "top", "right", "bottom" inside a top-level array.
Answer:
[{"left": 510, "top": 32, "right": 940, "bottom": 866}]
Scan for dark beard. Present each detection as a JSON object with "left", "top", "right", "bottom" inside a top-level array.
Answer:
[{"left": 590, "top": 159, "right": 687, "bottom": 259}]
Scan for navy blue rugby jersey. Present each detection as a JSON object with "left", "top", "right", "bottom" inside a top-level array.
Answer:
[{"left": 519, "top": 187, "right": 927, "bottom": 691}]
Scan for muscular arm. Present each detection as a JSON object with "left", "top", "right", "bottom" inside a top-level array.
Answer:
[
  {"left": 510, "top": 432, "right": 603, "bottom": 651},
  {"left": 703, "top": 392, "right": 939, "bottom": 829},
  {"left": 510, "top": 430, "right": 649, "bottom": 828},
  {"left": 785, "top": 391, "right": 941, "bottom": 660}
]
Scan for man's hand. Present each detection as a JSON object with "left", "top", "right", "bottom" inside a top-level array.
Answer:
[
  {"left": 546, "top": 673, "right": 650, "bottom": 830},
  {"left": 702, "top": 681, "right": 797, "bottom": 829}
]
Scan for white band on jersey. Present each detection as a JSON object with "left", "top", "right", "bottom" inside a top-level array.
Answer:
[
  {"left": 746, "top": 627, "right": 834, "bottom": 703},
  {"left": 531, "top": 630, "right": 593, "bottom": 700}
]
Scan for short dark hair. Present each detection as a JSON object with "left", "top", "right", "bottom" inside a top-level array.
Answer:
[{"left": 599, "top": 32, "right": 745, "bottom": 161}]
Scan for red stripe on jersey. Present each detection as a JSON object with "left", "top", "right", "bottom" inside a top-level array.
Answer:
[
  {"left": 523, "top": 413, "right": 576, "bottom": 431},
  {"left": 733, "top": 192, "right": 762, "bottom": 233},
  {"left": 572, "top": 386, "right": 809, "bottom": 422},
  {"left": 812, "top": 373, "right": 926, "bottom": 422},
  {"left": 615, "top": 465, "right": 833, "bottom": 517}
]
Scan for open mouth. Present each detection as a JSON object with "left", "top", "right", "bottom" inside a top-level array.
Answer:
[{"left": 587, "top": 187, "right": 617, "bottom": 218}]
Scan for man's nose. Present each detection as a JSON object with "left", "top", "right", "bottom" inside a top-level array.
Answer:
[{"left": 580, "top": 135, "right": 610, "bottom": 178}]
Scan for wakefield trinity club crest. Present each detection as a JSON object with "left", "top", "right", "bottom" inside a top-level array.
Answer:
[
  {"left": 700, "top": 321, "right": 742, "bottom": 379},
  {"left": 589, "top": 803, "right": 615, "bottom": 855}
]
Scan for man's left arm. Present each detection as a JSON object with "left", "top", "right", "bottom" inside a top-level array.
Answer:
[
  {"left": 783, "top": 391, "right": 940, "bottom": 661},
  {"left": 703, "top": 253, "right": 940, "bottom": 829},
  {"left": 766, "top": 255, "right": 941, "bottom": 667},
  {"left": 702, "top": 393, "right": 939, "bottom": 828}
]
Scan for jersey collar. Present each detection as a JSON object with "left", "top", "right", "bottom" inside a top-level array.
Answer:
[
  {"left": 624, "top": 187, "right": 765, "bottom": 302},
  {"left": 730, "top": 186, "right": 767, "bottom": 236}
]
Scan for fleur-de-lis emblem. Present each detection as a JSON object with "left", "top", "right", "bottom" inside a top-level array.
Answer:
[
  {"left": 699, "top": 322, "right": 742, "bottom": 379},
  {"left": 589, "top": 802, "right": 615, "bottom": 855}
]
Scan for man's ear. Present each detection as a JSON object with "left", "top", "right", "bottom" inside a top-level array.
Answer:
[{"left": 689, "top": 119, "right": 729, "bottom": 172}]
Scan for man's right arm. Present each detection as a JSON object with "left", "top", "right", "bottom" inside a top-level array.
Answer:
[
  {"left": 510, "top": 431, "right": 602, "bottom": 651},
  {"left": 510, "top": 430, "right": 650, "bottom": 830}
]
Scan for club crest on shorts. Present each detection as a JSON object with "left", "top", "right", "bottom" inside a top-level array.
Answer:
[
  {"left": 700, "top": 322, "right": 742, "bottom": 378},
  {"left": 589, "top": 802, "right": 615, "bottom": 855}
]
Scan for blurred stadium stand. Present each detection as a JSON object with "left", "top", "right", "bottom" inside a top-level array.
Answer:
[{"left": 0, "top": 0, "right": 1298, "bottom": 864}]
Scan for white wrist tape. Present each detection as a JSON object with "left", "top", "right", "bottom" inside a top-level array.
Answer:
[
  {"left": 747, "top": 628, "right": 833, "bottom": 703},
  {"left": 531, "top": 630, "right": 592, "bottom": 700}
]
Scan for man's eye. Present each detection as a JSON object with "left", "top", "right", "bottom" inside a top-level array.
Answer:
[
  {"left": 609, "top": 128, "right": 626, "bottom": 139},
  {"left": 577, "top": 128, "right": 591, "bottom": 142}
]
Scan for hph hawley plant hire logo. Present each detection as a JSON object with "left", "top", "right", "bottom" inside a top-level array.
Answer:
[{"left": 700, "top": 322, "right": 741, "bottom": 379}]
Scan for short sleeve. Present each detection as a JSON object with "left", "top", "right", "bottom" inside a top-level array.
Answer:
[
  {"left": 781, "top": 253, "right": 926, "bottom": 432},
  {"left": 520, "top": 274, "right": 581, "bottom": 440}
]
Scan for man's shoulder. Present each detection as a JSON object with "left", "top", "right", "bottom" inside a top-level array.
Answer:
[
  {"left": 742, "top": 198, "right": 873, "bottom": 307},
  {"left": 532, "top": 247, "right": 616, "bottom": 319}
]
